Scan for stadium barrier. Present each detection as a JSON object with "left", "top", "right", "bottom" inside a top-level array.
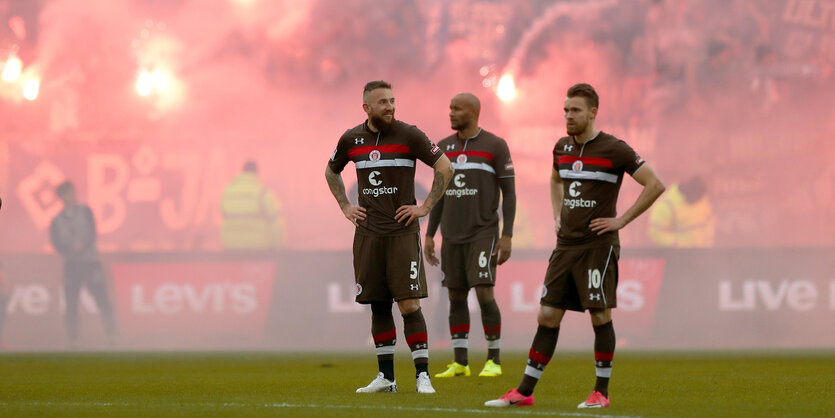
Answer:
[{"left": 1, "top": 248, "right": 832, "bottom": 350}]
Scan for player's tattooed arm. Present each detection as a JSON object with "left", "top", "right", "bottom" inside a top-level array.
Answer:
[
  {"left": 325, "top": 165, "right": 366, "bottom": 226},
  {"left": 325, "top": 165, "right": 350, "bottom": 208},
  {"left": 424, "top": 160, "right": 453, "bottom": 209},
  {"left": 395, "top": 155, "right": 452, "bottom": 226}
]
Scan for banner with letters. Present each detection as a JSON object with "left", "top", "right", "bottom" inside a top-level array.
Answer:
[
  {"left": 0, "top": 248, "right": 832, "bottom": 351},
  {"left": 109, "top": 261, "right": 276, "bottom": 348},
  {"left": 273, "top": 248, "right": 834, "bottom": 350}
]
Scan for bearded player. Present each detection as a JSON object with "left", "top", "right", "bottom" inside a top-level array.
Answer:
[{"left": 485, "top": 83, "right": 665, "bottom": 409}]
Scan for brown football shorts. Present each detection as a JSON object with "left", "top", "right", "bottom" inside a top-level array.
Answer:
[
  {"left": 440, "top": 235, "right": 498, "bottom": 289},
  {"left": 540, "top": 245, "right": 619, "bottom": 311},
  {"left": 353, "top": 232, "right": 428, "bottom": 303}
]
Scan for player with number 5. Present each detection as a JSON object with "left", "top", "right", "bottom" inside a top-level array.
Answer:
[{"left": 326, "top": 81, "right": 453, "bottom": 395}]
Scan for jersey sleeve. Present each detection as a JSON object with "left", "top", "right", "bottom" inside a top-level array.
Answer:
[
  {"left": 327, "top": 132, "right": 352, "bottom": 174},
  {"left": 408, "top": 127, "right": 443, "bottom": 167},
  {"left": 552, "top": 139, "right": 564, "bottom": 171},
  {"left": 613, "top": 139, "right": 646, "bottom": 176},
  {"left": 494, "top": 138, "right": 515, "bottom": 178}
]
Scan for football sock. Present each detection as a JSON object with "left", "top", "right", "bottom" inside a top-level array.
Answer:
[
  {"left": 448, "top": 299, "right": 470, "bottom": 365},
  {"left": 480, "top": 299, "right": 501, "bottom": 364},
  {"left": 518, "top": 325, "right": 559, "bottom": 396},
  {"left": 370, "top": 302, "right": 396, "bottom": 381},
  {"left": 593, "top": 321, "right": 615, "bottom": 397},
  {"left": 403, "top": 307, "right": 429, "bottom": 377}
]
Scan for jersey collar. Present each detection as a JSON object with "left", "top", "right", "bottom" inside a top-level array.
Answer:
[
  {"left": 572, "top": 130, "right": 601, "bottom": 147},
  {"left": 457, "top": 127, "right": 482, "bottom": 141}
]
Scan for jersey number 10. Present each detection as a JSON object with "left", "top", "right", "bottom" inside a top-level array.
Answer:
[{"left": 588, "top": 269, "right": 602, "bottom": 289}]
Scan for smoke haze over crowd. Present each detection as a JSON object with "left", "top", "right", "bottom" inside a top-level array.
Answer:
[{"left": 0, "top": 0, "right": 832, "bottom": 351}]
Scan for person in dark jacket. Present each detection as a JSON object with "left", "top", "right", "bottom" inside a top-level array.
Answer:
[{"left": 50, "top": 181, "right": 115, "bottom": 348}]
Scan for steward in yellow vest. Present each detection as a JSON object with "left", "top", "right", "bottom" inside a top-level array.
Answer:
[
  {"left": 220, "top": 161, "right": 284, "bottom": 249},
  {"left": 648, "top": 177, "right": 714, "bottom": 247}
]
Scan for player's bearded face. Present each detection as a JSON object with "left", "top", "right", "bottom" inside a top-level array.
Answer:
[
  {"left": 564, "top": 96, "right": 595, "bottom": 136},
  {"left": 364, "top": 88, "right": 396, "bottom": 132},
  {"left": 369, "top": 109, "right": 395, "bottom": 131},
  {"left": 566, "top": 115, "right": 589, "bottom": 136}
]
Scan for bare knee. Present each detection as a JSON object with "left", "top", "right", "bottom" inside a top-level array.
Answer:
[
  {"left": 447, "top": 288, "right": 469, "bottom": 303},
  {"left": 397, "top": 298, "right": 421, "bottom": 315},
  {"left": 537, "top": 305, "right": 565, "bottom": 328},
  {"left": 474, "top": 285, "right": 494, "bottom": 304},
  {"left": 589, "top": 308, "right": 612, "bottom": 326}
]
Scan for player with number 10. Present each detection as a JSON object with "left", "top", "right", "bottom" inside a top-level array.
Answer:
[{"left": 485, "top": 83, "right": 665, "bottom": 409}]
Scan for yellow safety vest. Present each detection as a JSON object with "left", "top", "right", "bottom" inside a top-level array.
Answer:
[
  {"left": 220, "top": 172, "right": 284, "bottom": 249},
  {"left": 648, "top": 184, "right": 714, "bottom": 247}
]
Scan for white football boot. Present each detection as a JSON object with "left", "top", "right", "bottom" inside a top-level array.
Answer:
[
  {"left": 356, "top": 372, "right": 397, "bottom": 393},
  {"left": 415, "top": 372, "right": 436, "bottom": 394}
]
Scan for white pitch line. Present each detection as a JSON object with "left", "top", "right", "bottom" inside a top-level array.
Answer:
[
  {"left": 0, "top": 401, "right": 643, "bottom": 418},
  {"left": 267, "top": 402, "right": 643, "bottom": 417}
]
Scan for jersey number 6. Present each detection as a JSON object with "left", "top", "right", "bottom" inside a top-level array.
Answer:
[{"left": 478, "top": 251, "right": 488, "bottom": 268}]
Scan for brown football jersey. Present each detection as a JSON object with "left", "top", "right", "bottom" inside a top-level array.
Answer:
[
  {"left": 436, "top": 129, "right": 514, "bottom": 243},
  {"left": 553, "top": 131, "right": 645, "bottom": 249},
  {"left": 329, "top": 120, "right": 443, "bottom": 236}
]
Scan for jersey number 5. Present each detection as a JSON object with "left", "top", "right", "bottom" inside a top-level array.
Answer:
[{"left": 410, "top": 261, "right": 418, "bottom": 279}]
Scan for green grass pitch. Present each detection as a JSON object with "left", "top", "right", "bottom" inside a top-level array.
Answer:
[{"left": 0, "top": 350, "right": 831, "bottom": 417}]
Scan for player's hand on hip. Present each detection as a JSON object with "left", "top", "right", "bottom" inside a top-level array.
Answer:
[
  {"left": 590, "top": 217, "right": 625, "bottom": 235},
  {"left": 493, "top": 235, "right": 512, "bottom": 265},
  {"left": 423, "top": 235, "right": 439, "bottom": 266},
  {"left": 341, "top": 204, "right": 367, "bottom": 227},
  {"left": 394, "top": 204, "right": 429, "bottom": 226}
]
